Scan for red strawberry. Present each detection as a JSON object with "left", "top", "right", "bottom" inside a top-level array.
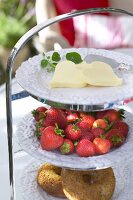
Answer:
[
  {"left": 82, "top": 115, "right": 95, "bottom": 128},
  {"left": 76, "top": 139, "right": 96, "bottom": 157},
  {"left": 76, "top": 121, "right": 91, "bottom": 133},
  {"left": 66, "top": 113, "right": 79, "bottom": 123},
  {"left": 32, "top": 106, "right": 47, "bottom": 121},
  {"left": 79, "top": 112, "right": 88, "bottom": 118},
  {"left": 65, "top": 110, "right": 73, "bottom": 115},
  {"left": 103, "top": 109, "right": 125, "bottom": 123},
  {"left": 106, "top": 129, "right": 125, "bottom": 147},
  {"left": 93, "top": 138, "right": 111, "bottom": 155},
  {"left": 79, "top": 112, "right": 95, "bottom": 118},
  {"left": 91, "top": 128, "right": 105, "bottom": 138},
  {"left": 81, "top": 131, "right": 95, "bottom": 142},
  {"left": 112, "top": 121, "right": 129, "bottom": 137},
  {"left": 65, "top": 124, "right": 81, "bottom": 141},
  {"left": 95, "top": 110, "right": 107, "bottom": 119},
  {"left": 60, "top": 139, "right": 74, "bottom": 154},
  {"left": 93, "top": 119, "right": 108, "bottom": 130},
  {"left": 40, "top": 126, "right": 64, "bottom": 151},
  {"left": 42, "top": 108, "right": 67, "bottom": 129}
]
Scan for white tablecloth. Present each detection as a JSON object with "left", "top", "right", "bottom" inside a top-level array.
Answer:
[{"left": 1, "top": 48, "right": 133, "bottom": 200}]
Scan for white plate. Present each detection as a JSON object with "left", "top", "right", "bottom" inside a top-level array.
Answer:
[
  {"left": 19, "top": 159, "right": 133, "bottom": 200},
  {"left": 19, "top": 160, "right": 66, "bottom": 200},
  {"left": 15, "top": 112, "right": 133, "bottom": 170},
  {"left": 15, "top": 48, "right": 133, "bottom": 105}
]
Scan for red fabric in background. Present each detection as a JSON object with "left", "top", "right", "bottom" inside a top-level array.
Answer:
[{"left": 53, "top": 0, "right": 109, "bottom": 46}]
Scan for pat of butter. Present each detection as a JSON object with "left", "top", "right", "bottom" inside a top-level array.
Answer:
[
  {"left": 76, "top": 61, "right": 91, "bottom": 70},
  {"left": 81, "top": 61, "right": 122, "bottom": 86},
  {"left": 50, "top": 61, "right": 87, "bottom": 88}
]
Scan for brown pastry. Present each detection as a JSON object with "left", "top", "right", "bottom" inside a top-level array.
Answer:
[
  {"left": 61, "top": 167, "right": 115, "bottom": 200},
  {"left": 37, "top": 163, "right": 65, "bottom": 197}
]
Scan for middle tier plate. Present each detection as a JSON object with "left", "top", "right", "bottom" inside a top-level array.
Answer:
[{"left": 15, "top": 111, "right": 133, "bottom": 170}]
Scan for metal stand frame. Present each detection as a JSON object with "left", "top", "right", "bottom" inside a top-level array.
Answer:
[{"left": 6, "top": 8, "right": 133, "bottom": 200}]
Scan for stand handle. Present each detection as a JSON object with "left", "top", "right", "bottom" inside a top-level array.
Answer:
[{"left": 6, "top": 8, "right": 133, "bottom": 200}]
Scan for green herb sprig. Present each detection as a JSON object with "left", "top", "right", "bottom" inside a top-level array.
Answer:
[
  {"left": 41, "top": 52, "right": 61, "bottom": 72},
  {"left": 41, "top": 51, "right": 83, "bottom": 72}
]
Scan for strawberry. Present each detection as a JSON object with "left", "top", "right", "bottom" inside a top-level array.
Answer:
[
  {"left": 65, "top": 110, "right": 73, "bottom": 115},
  {"left": 81, "top": 131, "right": 95, "bottom": 142},
  {"left": 60, "top": 139, "right": 74, "bottom": 154},
  {"left": 93, "top": 138, "right": 111, "bottom": 155},
  {"left": 93, "top": 119, "right": 108, "bottom": 130},
  {"left": 42, "top": 108, "right": 67, "bottom": 129},
  {"left": 95, "top": 110, "right": 107, "bottom": 119},
  {"left": 32, "top": 106, "right": 47, "bottom": 121},
  {"left": 82, "top": 115, "right": 95, "bottom": 128},
  {"left": 106, "top": 129, "right": 125, "bottom": 147},
  {"left": 103, "top": 109, "right": 125, "bottom": 123},
  {"left": 79, "top": 112, "right": 95, "bottom": 118},
  {"left": 65, "top": 124, "right": 81, "bottom": 141},
  {"left": 91, "top": 128, "right": 105, "bottom": 138},
  {"left": 66, "top": 113, "right": 79, "bottom": 123},
  {"left": 112, "top": 121, "right": 129, "bottom": 137},
  {"left": 76, "top": 121, "right": 91, "bottom": 133},
  {"left": 40, "top": 125, "right": 64, "bottom": 151},
  {"left": 76, "top": 139, "right": 96, "bottom": 157}
]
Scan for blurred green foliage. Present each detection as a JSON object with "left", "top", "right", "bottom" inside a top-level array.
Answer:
[{"left": 0, "top": 0, "right": 36, "bottom": 48}]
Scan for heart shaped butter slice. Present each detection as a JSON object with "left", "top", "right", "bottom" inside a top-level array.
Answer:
[
  {"left": 82, "top": 61, "right": 123, "bottom": 86},
  {"left": 50, "top": 61, "right": 87, "bottom": 88}
]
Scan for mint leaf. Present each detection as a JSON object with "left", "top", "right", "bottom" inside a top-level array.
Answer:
[
  {"left": 41, "top": 59, "right": 48, "bottom": 68},
  {"left": 66, "top": 52, "right": 83, "bottom": 64},
  {"left": 52, "top": 52, "right": 61, "bottom": 62}
]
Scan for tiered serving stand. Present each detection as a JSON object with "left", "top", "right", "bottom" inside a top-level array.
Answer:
[{"left": 6, "top": 8, "right": 133, "bottom": 200}]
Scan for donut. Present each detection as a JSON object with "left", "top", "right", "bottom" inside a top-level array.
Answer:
[
  {"left": 61, "top": 167, "right": 115, "bottom": 200},
  {"left": 37, "top": 163, "right": 65, "bottom": 197}
]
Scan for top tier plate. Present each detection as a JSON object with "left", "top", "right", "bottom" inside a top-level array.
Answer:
[{"left": 16, "top": 48, "right": 133, "bottom": 110}]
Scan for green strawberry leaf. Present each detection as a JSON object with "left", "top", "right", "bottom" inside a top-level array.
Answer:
[
  {"left": 35, "top": 130, "right": 41, "bottom": 139},
  {"left": 118, "top": 109, "right": 125, "bottom": 120},
  {"left": 99, "top": 134, "right": 106, "bottom": 139},
  {"left": 54, "top": 123, "right": 65, "bottom": 137},
  {"left": 66, "top": 52, "right": 83, "bottom": 64},
  {"left": 32, "top": 109, "right": 37, "bottom": 117},
  {"left": 105, "top": 122, "right": 114, "bottom": 132}
]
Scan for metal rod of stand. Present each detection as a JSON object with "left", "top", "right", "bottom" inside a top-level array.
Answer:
[{"left": 5, "top": 8, "right": 133, "bottom": 200}]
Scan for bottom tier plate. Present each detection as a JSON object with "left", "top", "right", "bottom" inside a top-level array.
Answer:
[
  {"left": 16, "top": 112, "right": 133, "bottom": 170},
  {"left": 19, "top": 160, "right": 133, "bottom": 200}
]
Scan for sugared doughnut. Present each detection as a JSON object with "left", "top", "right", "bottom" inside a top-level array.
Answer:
[
  {"left": 37, "top": 163, "right": 65, "bottom": 197},
  {"left": 61, "top": 167, "right": 115, "bottom": 200}
]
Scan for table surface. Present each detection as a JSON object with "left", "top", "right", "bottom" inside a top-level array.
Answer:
[{"left": 1, "top": 48, "right": 133, "bottom": 200}]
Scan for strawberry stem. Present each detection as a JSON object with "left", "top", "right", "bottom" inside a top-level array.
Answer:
[
  {"left": 55, "top": 123, "right": 65, "bottom": 137},
  {"left": 32, "top": 109, "right": 37, "bottom": 117},
  {"left": 72, "top": 125, "right": 79, "bottom": 131}
]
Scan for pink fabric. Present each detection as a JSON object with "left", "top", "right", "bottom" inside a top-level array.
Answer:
[
  {"left": 73, "top": 15, "right": 133, "bottom": 49},
  {"left": 52, "top": 0, "right": 109, "bottom": 46}
]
